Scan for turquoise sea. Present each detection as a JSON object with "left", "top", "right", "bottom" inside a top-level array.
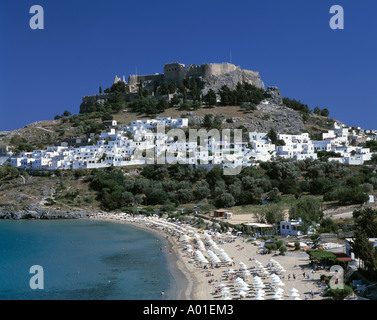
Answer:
[{"left": 0, "top": 219, "right": 177, "bottom": 300}]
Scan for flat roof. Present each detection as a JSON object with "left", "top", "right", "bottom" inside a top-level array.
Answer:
[
  {"left": 333, "top": 252, "right": 353, "bottom": 261},
  {"left": 244, "top": 222, "right": 273, "bottom": 228}
]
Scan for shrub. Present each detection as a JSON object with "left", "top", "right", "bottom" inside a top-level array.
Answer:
[
  {"left": 279, "top": 245, "right": 287, "bottom": 256},
  {"left": 325, "top": 285, "right": 353, "bottom": 300}
]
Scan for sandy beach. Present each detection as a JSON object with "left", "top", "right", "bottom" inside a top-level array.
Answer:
[{"left": 90, "top": 213, "right": 333, "bottom": 301}]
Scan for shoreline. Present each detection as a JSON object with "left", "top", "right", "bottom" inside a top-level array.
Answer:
[
  {"left": 90, "top": 216, "right": 197, "bottom": 300},
  {"left": 1, "top": 212, "right": 341, "bottom": 300},
  {"left": 89, "top": 213, "right": 336, "bottom": 301}
]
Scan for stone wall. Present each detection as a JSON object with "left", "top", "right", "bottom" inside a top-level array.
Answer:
[
  {"left": 202, "top": 63, "right": 237, "bottom": 78},
  {"left": 128, "top": 74, "right": 164, "bottom": 87},
  {"left": 163, "top": 62, "right": 186, "bottom": 83},
  {"left": 81, "top": 62, "right": 266, "bottom": 109}
]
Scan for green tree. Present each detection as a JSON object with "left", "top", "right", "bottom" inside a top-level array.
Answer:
[
  {"left": 194, "top": 180, "right": 211, "bottom": 200},
  {"left": 203, "top": 114, "right": 214, "bottom": 130},
  {"left": 219, "top": 85, "right": 235, "bottom": 106},
  {"left": 282, "top": 97, "right": 311, "bottom": 114},
  {"left": 170, "top": 94, "right": 181, "bottom": 107},
  {"left": 266, "top": 128, "right": 278, "bottom": 145},
  {"left": 161, "top": 82, "right": 169, "bottom": 95},
  {"left": 110, "top": 81, "right": 126, "bottom": 93},
  {"left": 205, "top": 89, "right": 217, "bottom": 106},
  {"left": 310, "top": 177, "right": 331, "bottom": 195},
  {"left": 319, "top": 218, "right": 339, "bottom": 233},
  {"left": 325, "top": 285, "right": 353, "bottom": 300},
  {"left": 258, "top": 204, "right": 284, "bottom": 225},
  {"left": 168, "top": 82, "right": 177, "bottom": 94},
  {"left": 122, "top": 191, "right": 135, "bottom": 206},
  {"left": 289, "top": 198, "right": 323, "bottom": 226},
  {"left": 145, "top": 189, "right": 168, "bottom": 205},
  {"left": 320, "top": 108, "right": 330, "bottom": 117},
  {"left": 157, "top": 98, "right": 169, "bottom": 112},
  {"left": 314, "top": 107, "right": 321, "bottom": 115},
  {"left": 279, "top": 245, "right": 287, "bottom": 256},
  {"left": 216, "top": 192, "right": 235, "bottom": 208},
  {"left": 62, "top": 110, "right": 71, "bottom": 117}
]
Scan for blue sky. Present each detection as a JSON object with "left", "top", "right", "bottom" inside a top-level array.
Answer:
[{"left": 0, "top": 0, "right": 376, "bottom": 131}]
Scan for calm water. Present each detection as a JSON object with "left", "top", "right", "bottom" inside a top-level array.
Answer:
[{"left": 0, "top": 219, "right": 176, "bottom": 300}]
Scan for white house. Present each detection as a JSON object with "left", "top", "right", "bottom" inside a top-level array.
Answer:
[{"left": 280, "top": 218, "right": 305, "bottom": 236}]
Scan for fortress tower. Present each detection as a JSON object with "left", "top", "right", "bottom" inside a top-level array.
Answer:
[{"left": 163, "top": 62, "right": 187, "bottom": 83}]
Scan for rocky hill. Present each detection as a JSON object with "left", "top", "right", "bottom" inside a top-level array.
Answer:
[
  {"left": 0, "top": 61, "right": 341, "bottom": 152},
  {"left": 201, "top": 67, "right": 265, "bottom": 96},
  {"left": 0, "top": 102, "right": 338, "bottom": 154}
]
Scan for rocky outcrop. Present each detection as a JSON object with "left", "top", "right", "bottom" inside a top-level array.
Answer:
[
  {"left": 202, "top": 67, "right": 265, "bottom": 96},
  {"left": 187, "top": 99, "right": 305, "bottom": 134},
  {"left": 265, "top": 86, "right": 283, "bottom": 105},
  {"left": 0, "top": 204, "right": 90, "bottom": 220}
]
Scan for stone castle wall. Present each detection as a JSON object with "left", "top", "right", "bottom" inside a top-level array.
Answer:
[
  {"left": 82, "top": 62, "right": 264, "bottom": 105},
  {"left": 202, "top": 63, "right": 237, "bottom": 78},
  {"left": 128, "top": 74, "right": 164, "bottom": 87}
]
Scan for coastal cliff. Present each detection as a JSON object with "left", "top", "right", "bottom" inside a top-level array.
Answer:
[{"left": 0, "top": 204, "right": 89, "bottom": 220}]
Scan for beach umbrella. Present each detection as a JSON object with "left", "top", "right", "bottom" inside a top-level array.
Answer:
[
  {"left": 235, "top": 280, "right": 248, "bottom": 288},
  {"left": 289, "top": 288, "right": 299, "bottom": 293},
  {"left": 255, "top": 289, "right": 265, "bottom": 296},
  {"left": 272, "top": 280, "right": 285, "bottom": 287},
  {"left": 253, "top": 283, "right": 265, "bottom": 289},
  {"left": 239, "top": 262, "right": 247, "bottom": 270},
  {"left": 224, "top": 268, "right": 235, "bottom": 275},
  {"left": 238, "top": 290, "right": 247, "bottom": 297},
  {"left": 253, "top": 280, "right": 264, "bottom": 286},
  {"left": 254, "top": 293, "right": 265, "bottom": 300},
  {"left": 235, "top": 281, "right": 249, "bottom": 290},
  {"left": 270, "top": 274, "right": 280, "bottom": 282},
  {"left": 242, "top": 270, "right": 251, "bottom": 278},
  {"left": 289, "top": 292, "right": 300, "bottom": 298}
]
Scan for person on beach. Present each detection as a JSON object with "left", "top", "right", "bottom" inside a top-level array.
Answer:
[{"left": 288, "top": 274, "right": 290, "bottom": 280}]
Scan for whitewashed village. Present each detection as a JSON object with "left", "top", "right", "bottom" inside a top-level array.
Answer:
[{"left": 7, "top": 117, "right": 376, "bottom": 171}]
